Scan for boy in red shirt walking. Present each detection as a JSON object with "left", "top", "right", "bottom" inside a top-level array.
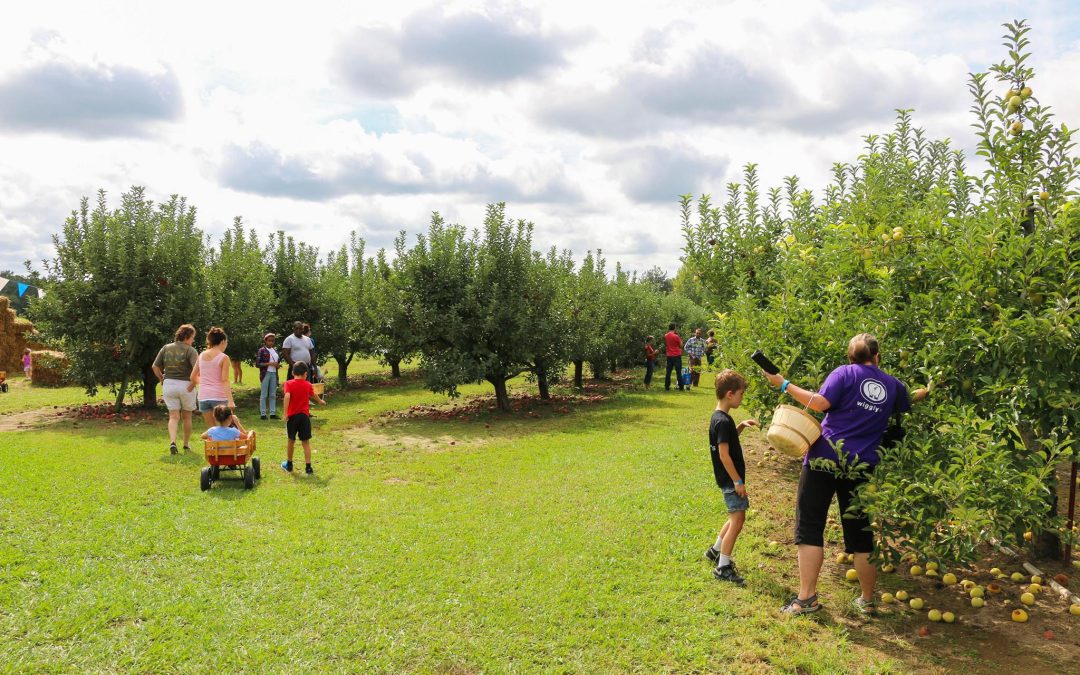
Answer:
[{"left": 281, "top": 362, "right": 326, "bottom": 474}]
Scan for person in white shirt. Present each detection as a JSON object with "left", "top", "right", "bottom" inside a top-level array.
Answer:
[{"left": 282, "top": 321, "right": 312, "bottom": 381}]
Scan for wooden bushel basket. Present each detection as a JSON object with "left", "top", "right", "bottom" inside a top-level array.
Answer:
[{"left": 766, "top": 400, "right": 822, "bottom": 458}]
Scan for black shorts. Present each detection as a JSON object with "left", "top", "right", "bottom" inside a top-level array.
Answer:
[
  {"left": 286, "top": 413, "right": 312, "bottom": 441},
  {"left": 793, "top": 463, "right": 875, "bottom": 553}
]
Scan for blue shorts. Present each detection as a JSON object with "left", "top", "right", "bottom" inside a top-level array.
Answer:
[
  {"left": 721, "top": 486, "right": 749, "bottom": 513},
  {"left": 198, "top": 399, "right": 227, "bottom": 413}
]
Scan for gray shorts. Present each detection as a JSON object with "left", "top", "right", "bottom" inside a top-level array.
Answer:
[{"left": 721, "top": 486, "right": 749, "bottom": 513}]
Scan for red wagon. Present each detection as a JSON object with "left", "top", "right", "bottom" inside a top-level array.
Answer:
[{"left": 201, "top": 432, "right": 260, "bottom": 491}]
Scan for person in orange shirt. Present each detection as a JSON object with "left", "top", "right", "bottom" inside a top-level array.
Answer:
[{"left": 663, "top": 323, "right": 684, "bottom": 391}]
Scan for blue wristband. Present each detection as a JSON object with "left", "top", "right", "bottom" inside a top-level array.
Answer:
[
  {"left": 735, "top": 479, "right": 744, "bottom": 486},
  {"left": 781, "top": 379, "right": 790, "bottom": 393}
]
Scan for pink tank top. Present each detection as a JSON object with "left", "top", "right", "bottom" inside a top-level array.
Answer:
[{"left": 198, "top": 351, "right": 230, "bottom": 401}]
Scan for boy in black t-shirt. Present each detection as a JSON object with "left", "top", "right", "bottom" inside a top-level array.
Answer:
[{"left": 704, "top": 369, "right": 758, "bottom": 585}]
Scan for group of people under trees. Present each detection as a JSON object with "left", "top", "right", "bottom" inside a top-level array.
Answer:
[
  {"left": 154, "top": 313, "right": 927, "bottom": 614},
  {"left": 151, "top": 321, "right": 326, "bottom": 473},
  {"left": 642, "top": 323, "right": 717, "bottom": 390},
  {"left": 699, "top": 331, "right": 928, "bottom": 615}
]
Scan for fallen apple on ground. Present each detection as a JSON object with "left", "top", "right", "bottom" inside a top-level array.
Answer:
[
  {"left": 881, "top": 593, "right": 895, "bottom": 604},
  {"left": 1070, "top": 604, "right": 1080, "bottom": 615},
  {"left": 910, "top": 565, "right": 924, "bottom": 576},
  {"left": 1012, "top": 608, "right": 1029, "bottom": 623},
  {"left": 942, "top": 611, "right": 955, "bottom": 623},
  {"left": 971, "top": 597, "right": 985, "bottom": 608},
  {"left": 895, "top": 590, "right": 909, "bottom": 602},
  {"left": 846, "top": 569, "right": 858, "bottom": 582},
  {"left": 1011, "top": 572, "right": 1024, "bottom": 582},
  {"left": 910, "top": 598, "right": 925, "bottom": 610},
  {"left": 1020, "top": 592, "right": 1035, "bottom": 606},
  {"left": 942, "top": 573, "right": 957, "bottom": 585},
  {"left": 928, "top": 609, "right": 942, "bottom": 622}
]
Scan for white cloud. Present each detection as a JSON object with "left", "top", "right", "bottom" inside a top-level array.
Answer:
[{"left": 0, "top": 0, "right": 1078, "bottom": 277}]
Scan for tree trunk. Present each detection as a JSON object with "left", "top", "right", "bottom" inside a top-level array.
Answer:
[
  {"left": 490, "top": 376, "right": 511, "bottom": 411},
  {"left": 573, "top": 360, "right": 583, "bottom": 388},
  {"left": 114, "top": 372, "right": 129, "bottom": 413},
  {"left": 142, "top": 364, "right": 157, "bottom": 408},
  {"left": 335, "top": 354, "right": 350, "bottom": 388},
  {"left": 1019, "top": 420, "right": 1063, "bottom": 559},
  {"left": 590, "top": 361, "right": 606, "bottom": 380},
  {"left": 537, "top": 364, "right": 550, "bottom": 400},
  {"left": 390, "top": 358, "right": 402, "bottom": 378}
]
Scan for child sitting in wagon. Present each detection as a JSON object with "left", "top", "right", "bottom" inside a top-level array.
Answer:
[{"left": 201, "top": 404, "right": 249, "bottom": 441}]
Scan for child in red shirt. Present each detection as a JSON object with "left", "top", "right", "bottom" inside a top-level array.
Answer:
[
  {"left": 643, "top": 336, "right": 658, "bottom": 388},
  {"left": 281, "top": 361, "right": 326, "bottom": 474}
]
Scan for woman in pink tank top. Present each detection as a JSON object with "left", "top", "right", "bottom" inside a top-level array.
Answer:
[{"left": 192, "top": 326, "right": 235, "bottom": 428}]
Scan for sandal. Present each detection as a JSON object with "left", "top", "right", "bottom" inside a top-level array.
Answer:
[{"left": 781, "top": 593, "right": 822, "bottom": 615}]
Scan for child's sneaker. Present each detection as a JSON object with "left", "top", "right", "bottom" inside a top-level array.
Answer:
[
  {"left": 305, "top": 464, "right": 314, "bottom": 474},
  {"left": 852, "top": 597, "right": 875, "bottom": 616},
  {"left": 713, "top": 563, "right": 745, "bottom": 585},
  {"left": 281, "top": 460, "right": 293, "bottom": 472},
  {"left": 703, "top": 546, "right": 721, "bottom": 563}
]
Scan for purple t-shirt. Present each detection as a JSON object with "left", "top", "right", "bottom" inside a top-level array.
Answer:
[{"left": 805, "top": 364, "right": 910, "bottom": 467}]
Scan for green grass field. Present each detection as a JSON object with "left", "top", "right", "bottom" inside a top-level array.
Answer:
[{"left": 0, "top": 362, "right": 1074, "bottom": 673}]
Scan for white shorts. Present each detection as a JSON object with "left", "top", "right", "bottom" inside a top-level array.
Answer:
[{"left": 162, "top": 379, "right": 197, "bottom": 412}]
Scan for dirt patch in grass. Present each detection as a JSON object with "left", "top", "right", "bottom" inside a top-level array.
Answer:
[{"left": 740, "top": 433, "right": 1080, "bottom": 673}]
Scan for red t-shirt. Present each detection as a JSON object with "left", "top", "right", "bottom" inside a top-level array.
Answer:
[
  {"left": 284, "top": 378, "right": 314, "bottom": 418},
  {"left": 664, "top": 331, "right": 683, "bottom": 357},
  {"left": 644, "top": 344, "right": 657, "bottom": 361}
]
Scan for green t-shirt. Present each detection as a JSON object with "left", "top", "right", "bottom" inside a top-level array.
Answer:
[{"left": 154, "top": 342, "right": 198, "bottom": 381}]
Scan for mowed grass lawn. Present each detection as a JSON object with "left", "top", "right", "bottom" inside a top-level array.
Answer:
[{"left": 4, "top": 361, "right": 1059, "bottom": 673}]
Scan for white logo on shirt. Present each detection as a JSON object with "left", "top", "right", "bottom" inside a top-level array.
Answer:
[{"left": 860, "top": 379, "right": 888, "bottom": 405}]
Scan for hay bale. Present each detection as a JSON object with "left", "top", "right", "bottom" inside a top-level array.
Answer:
[
  {"left": 30, "top": 350, "right": 70, "bottom": 387},
  {"left": 0, "top": 295, "right": 35, "bottom": 372}
]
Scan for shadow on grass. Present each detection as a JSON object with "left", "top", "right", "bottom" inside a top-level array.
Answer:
[{"left": 158, "top": 449, "right": 204, "bottom": 467}]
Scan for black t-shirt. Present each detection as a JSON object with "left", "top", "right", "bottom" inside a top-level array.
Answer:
[{"left": 709, "top": 410, "right": 744, "bottom": 489}]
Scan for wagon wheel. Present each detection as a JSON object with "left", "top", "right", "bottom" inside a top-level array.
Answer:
[
  {"left": 200, "top": 467, "right": 211, "bottom": 492},
  {"left": 251, "top": 457, "right": 261, "bottom": 480},
  {"left": 210, "top": 465, "right": 220, "bottom": 481},
  {"left": 243, "top": 466, "right": 255, "bottom": 489}
]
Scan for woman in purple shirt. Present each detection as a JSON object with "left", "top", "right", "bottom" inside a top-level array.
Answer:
[{"left": 762, "top": 333, "right": 928, "bottom": 616}]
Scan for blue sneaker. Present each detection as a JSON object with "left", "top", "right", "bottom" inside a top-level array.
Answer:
[{"left": 281, "top": 460, "right": 293, "bottom": 472}]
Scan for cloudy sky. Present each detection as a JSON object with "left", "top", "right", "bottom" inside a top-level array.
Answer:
[{"left": 1, "top": 0, "right": 1078, "bottom": 277}]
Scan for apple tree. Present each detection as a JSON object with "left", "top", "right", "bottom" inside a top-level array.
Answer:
[
  {"left": 679, "top": 20, "right": 1079, "bottom": 564},
  {"left": 31, "top": 187, "right": 206, "bottom": 410},
  {"left": 204, "top": 217, "right": 274, "bottom": 367}
]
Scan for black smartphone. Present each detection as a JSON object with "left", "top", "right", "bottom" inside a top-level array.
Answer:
[{"left": 750, "top": 349, "right": 780, "bottom": 375}]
